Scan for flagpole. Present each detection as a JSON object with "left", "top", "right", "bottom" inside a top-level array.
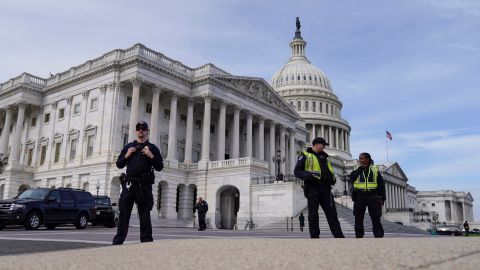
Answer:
[{"left": 386, "top": 130, "right": 389, "bottom": 164}]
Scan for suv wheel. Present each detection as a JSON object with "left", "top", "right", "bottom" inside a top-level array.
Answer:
[
  {"left": 25, "top": 212, "right": 42, "bottom": 230},
  {"left": 45, "top": 224, "right": 57, "bottom": 230},
  {"left": 75, "top": 213, "right": 88, "bottom": 229}
]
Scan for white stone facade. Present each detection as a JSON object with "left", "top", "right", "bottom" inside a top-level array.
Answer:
[
  {"left": 0, "top": 43, "right": 308, "bottom": 229},
  {"left": 416, "top": 191, "right": 474, "bottom": 226}
]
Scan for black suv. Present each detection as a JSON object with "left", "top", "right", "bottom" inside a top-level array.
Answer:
[
  {"left": 92, "top": 195, "right": 116, "bottom": 228},
  {"left": 0, "top": 188, "right": 96, "bottom": 230}
]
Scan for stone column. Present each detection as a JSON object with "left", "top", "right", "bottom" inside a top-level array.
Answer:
[
  {"left": 232, "top": 106, "right": 240, "bottom": 159},
  {"left": 335, "top": 127, "right": 339, "bottom": 150},
  {"left": 0, "top": 106, "right": 13, "bottom": 155},
  {"left": 167, "top": 93, "right": 178, "bottom": 161},
  {"left": 184, "top": 98, "right": 194, "bottom": 163},
  {"left": 11, "top": 103, "right": 27, "bottom": 163},
  {"left": 128, "top": 76, "right": 142, "bottom": 141},
  {"left": 310, "top": 124, "right": 316, "bottom": 142},
  {"left": 329, "top": 126, "right": 333, "bottom": 146},
  {"left": 258, "top": 117, "right": 265, "bottom": 160},
  {"left": 339, "top": 129, "right": 344, "bottom": 150},
  {"left": 289, "top": 131, "right": 296, "bottom": 175},
  {"left": 280, "top": 125, "right": 286, "bottom": 174},
  {"left": 320, "top": 124, "right": 324, "bottom": 138},
  {"left": 217, "top": 101, "right": 227, "bottom": 161},
  {"left": 149, "top": 86, "right": 161, "bottom": 145},
  {"left": 269, "top": 121, "right": 276, "bottom": 175},
  {"left": 200, "top": 95, "right": 212, "bottom": 161},
  {"left": 246, "top": 112, "right": 253, "bottom": 158}
]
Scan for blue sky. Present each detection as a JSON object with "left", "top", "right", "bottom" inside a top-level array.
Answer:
[{"left": 1, "top": 0, "right": 479, "bottom": 219}]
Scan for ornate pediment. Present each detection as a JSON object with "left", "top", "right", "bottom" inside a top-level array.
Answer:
[
  {"left": 384, "top": 162, "right": 408, "bottom": 182},
  {"left": 211, "top": 75, "right": 300, "bottom": 119}
]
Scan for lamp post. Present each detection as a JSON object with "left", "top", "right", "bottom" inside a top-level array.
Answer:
[
  {"left": 272, "top": 149, "right": 286, "bottom": 181},
  {"left": 340, "top": 169, "right": 349, "bottom": 197},
  {"left": 96, "top": 179, "right": 100, "bottom": 196}
]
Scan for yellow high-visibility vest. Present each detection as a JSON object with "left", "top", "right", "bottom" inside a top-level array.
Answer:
[
  {"left": 353, "top": 165, "right": 379, "bottom": 191},
  {"left": 303, "top": 151, "right": 334, "bottom": 182}
]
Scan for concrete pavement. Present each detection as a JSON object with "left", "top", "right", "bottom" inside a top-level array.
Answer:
[{"left": 0, "top": 237, "right": 478, "bottom": 270}]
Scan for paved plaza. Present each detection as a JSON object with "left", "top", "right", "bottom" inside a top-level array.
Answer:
[{"left": 0, "top": 227, "right": 478, "bottom": 269}]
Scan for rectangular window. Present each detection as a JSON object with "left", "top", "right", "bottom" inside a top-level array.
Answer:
[
  {"left": 210, "top": 124, "right": 215, "bottom": 134},
  {"left": 70, "top": 139, "right": 77, "bottom": 160},
  {"left": 163, "top": 109, "right": 170, "bottom": 120},
  {"left": 146, "top": 103, "right": 152, "bottom": 114},
  {"left": 320, "top": 102, "right": 323, "bottom": 113},
  {"left": 331, "top": 104, "right": 334, "bottom": 115},
  {"left": 86, "top": 135, "right": 94, "bottom": 157},
  {"left": 123, "top": 134, "right": 128, "bottom": 147},
  {"left": 180, "top": 114, "right": 187, "bottom": 125},
  {"left": 54, "top": 142, "right": 61, "bottom": 163},
  {"left": 58, "top": 108, "right": 65, "bottom": 119},
  {"left": 161, "top": 143, "right": 168, "bottom": 158},
  {"left": 195, "top": 119, "right": 202, "bottom": 129},
  {"left": 312, "top": 101, "right": 316, "bottom": 112},
  {"left": 326, "top": 104, "right": 329, "bottom": 114},
  {"left": 431, "top": 203, "right": 435, "bottom": 207},
  {"left": 40, "top": 145, "right": 47, "bottom": 165},
  {"left": 126, "top": 96, "right": 132, "bottom": 108},
  {"left": 90, "top": 98, "right": 98, "bottom": 111},
  {"left": 193, "top": 150, "right": 200, "bottom": 163},
  {"left": 27, "top": 148, "right": 33, "bottom": 166},
  {"left": 226, "top": 129, "right": 229, "bottom": 138},
  {"left": 73, "top": 103, "right": 81, "bottom": 115},
  {"left": 44, "top": 113, "right": 50, "bottom": 124},
  {"left": 31, "top": 117, "right": 37, "bottom": 127}
]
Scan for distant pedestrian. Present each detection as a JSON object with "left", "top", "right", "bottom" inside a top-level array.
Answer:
[
  {"left": 194, "top": 197, "right": 208, "bottom": 231},
  {"left": 464, "top": 221, "right": 470, "bottom": 236},
  {"left": 299, "top": 213, "right": 305, "bottom": 232}
]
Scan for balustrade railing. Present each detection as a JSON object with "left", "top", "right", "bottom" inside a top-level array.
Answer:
[{"left": 251, "top": 174, "right": 303, "bottom": 185}]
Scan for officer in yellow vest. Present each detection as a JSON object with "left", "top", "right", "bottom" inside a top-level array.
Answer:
[
  {"left": 294, "top": 137, "right": 345, "bottom": 238},
  {"left": 349, "top": 152, "right": 386, "bottom": 238}
]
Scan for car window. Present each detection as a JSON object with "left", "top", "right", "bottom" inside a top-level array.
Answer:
[
  {"left": 17, "top": 189, "right": 50, "bottom": 200},
  {"left": 94, "top": 197, "right": 111, "bottom": 205},
  {"left": 60, "top": 190, "right": 75, "bottom": 203},
  {"left": 47, "top": 191, "right": 61, "bottom": 203},
  {"left": 74, "top": 191, "right": 94, "bottom": 204}
]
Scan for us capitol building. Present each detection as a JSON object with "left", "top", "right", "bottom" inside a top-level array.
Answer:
[{"left": 0, "top": 20, "right": 474, "bottom": 230}]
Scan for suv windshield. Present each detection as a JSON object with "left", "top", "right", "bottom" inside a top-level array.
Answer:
[
  {"left": 95, "top": 197, "right": 111, "bottom": 205},
  {"left": 17, "top": 189, "right": 50, "bottom": 200}
]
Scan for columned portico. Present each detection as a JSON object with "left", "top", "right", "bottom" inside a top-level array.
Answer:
[
  {"left": 232, "top": 106, "right": 240, "bottom": 159},
  {"left": 280, "top": 125, "right": 286, "bottom": 174},
  {"left": 246, "top": 111, "right": 253, "bottom": 158},
  {"left": 269, "top": 121, "right": 276, "bottom": 175},
  {"left": 258, "top": 117, "right": 265, "bottom": 160}
]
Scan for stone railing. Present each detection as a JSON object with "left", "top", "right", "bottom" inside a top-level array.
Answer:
[
  {"left": 178, "top": 162, "right": 198, "bottom": 171},
  {"left": 0, "top": 73, "right": 47, "bottom": 92},
  {"left": 208, "top": 157, "right": 269, "bottom": 170},
  {"left": 251, "top": 174, "right": 303, "bottom": 185}
]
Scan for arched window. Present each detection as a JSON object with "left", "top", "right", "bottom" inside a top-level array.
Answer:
[
  {"left": 320, "top": 102, "right": 323, "bottom": 113},
  {"left": 305, "top": 101, "right": 309, "bottom": 111},
  {"left": 297, "top": 101, "right": 301, "bottom": 111},
  {"left": 312, "top": 101, "right": 316, "bottom": 112}
]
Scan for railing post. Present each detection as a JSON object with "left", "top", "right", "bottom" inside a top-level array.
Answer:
[{"left": 291, "top": 216, "right": 294, "bottom": 231}]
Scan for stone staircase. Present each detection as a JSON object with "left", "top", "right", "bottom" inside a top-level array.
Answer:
[{"left": 257, "top": 201, "right": 428, "bottom": 235}]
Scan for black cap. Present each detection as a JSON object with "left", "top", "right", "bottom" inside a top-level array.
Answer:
[
  {"left": 136, "top": 121, "right": 149, "bottom": 131},
  {"left": 312, "top": 137, "right": 329, "bottom": 146}
]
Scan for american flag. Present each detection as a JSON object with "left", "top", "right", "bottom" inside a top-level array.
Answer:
[{"left": 386, "top": 130, "right": 393, "bottom": 140}]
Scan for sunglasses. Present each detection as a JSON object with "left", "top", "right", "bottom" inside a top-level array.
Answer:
[{"left": 136, "top": 127, "right": 147, "bottom": 131}]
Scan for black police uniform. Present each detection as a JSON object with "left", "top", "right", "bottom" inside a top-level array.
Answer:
[
  {"left": 112, "top": 139, "right": 163, "bottom": 245},
  {"left": 194, "top": 200, "right": 208, "bottom": 230},
  {"left": 294, "top": 148, "right": 344, "bottom": 238},
  {"left": 349, "top": 166, "right": 386, "bottom": 238}
]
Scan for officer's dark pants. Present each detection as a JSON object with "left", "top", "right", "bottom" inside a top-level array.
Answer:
[
  {"left": 307, "top": 186, "right": 344, "bottom": 238},
  {"left": 353, "top": 192, "right": 384, "bottom": 238},
  {"left": 113, "top": 184, "right": 154, "bottom": 245},
  {"left": 198, "top": 213, "right": 206, "bottom": 230}
]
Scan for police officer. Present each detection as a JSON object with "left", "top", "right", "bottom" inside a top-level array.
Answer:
[
  {"left": 112, "top": 121, "right": 164, "bottom": 245},
  {"left": 194, "top": 196, "right": 208, "bottom": 231},
  {"left": 349, "top": 152, "right": 386, "bottom": 238},
  {"left": 294, "top": 137, "right": 345, "bottom": 238}
]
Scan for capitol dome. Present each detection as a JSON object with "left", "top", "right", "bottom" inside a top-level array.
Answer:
[{"left": 270, "top": 18, "right": 351, "bottom": 159}]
